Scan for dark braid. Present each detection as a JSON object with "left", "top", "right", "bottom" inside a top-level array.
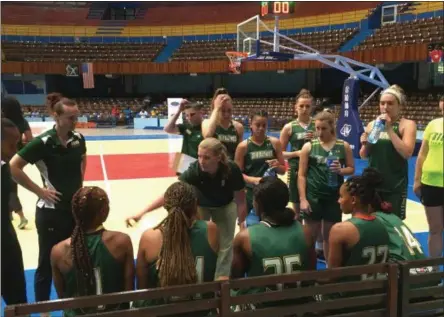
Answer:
[
  {"left": 155, "top": 182, "right": 198, "bottom": 288},
  {"left": 345, "top": 167, "right": 385, "bottom": 212},
  {"left": 71, "top": 186, "right": 109, "bottom": 295},
  {"left": 253, "top": 177, "right": 294, "bottom": 226}
]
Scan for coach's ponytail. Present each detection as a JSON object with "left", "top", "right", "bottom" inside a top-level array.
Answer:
[{"left": 46, "top": 92, "right": 77, "bottom": 116}]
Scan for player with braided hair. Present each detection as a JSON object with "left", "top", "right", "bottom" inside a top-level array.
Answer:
[
  {"left": 135, "top": 181, "right": 219, "bottom": 313},
  {"left": 128, "top": 138, "right": 245, "bottom": 279},
  {"left": 328, "top": 167, "right": 389, "bottom": 273},
  {"left": 50, "top": 186, "right": 134, "bottom": 316}
]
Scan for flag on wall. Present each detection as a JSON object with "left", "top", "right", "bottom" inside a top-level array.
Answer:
[
  {"left": 81, "top": 63, "right": 94, "bottom": 89},
  {"left": 427, "top": 43, "right": 443, "bottom": 63}
]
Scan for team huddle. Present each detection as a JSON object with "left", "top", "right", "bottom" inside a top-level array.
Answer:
[{"left": 2, "top": 86, "right": 442, "bottom": 316}]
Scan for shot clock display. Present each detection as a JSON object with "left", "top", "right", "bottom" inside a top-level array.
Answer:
[{"left": 260, "top": 1, "right": 295, "bottom": 17}]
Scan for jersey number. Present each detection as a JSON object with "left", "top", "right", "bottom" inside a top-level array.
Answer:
[
  {"left": 194, "top": 257, "right": 204, "bottom": 299},
  {"left": 93, "top": 268, "right": 105, "bottom": 311},
  {"left": 263, "top": 255, "right": 301, "bottom": 290},
  {"left": 361, "top": 246, "right": 389, "bottom": 280},
  {"left": 394, "top": 225, "right": 423, "bottom": 256}
]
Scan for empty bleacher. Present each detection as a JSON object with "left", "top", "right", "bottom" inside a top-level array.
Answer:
[
  {"left": 355, "top": 16, "right": 443, "bottom": 50},
  {"left": 21, "top": 92, "right": 442, "bottom": 130},
  {"left": 359, "top": 93, "right": 442, "bottom": 130},
  {"left": 172, "top": 27, "right": 357, "bottom": 61},
  {"left": 280, "top": 27, "right": 358, "bottom": 54},
  {"left": 171, "top": 39, "right": 236, "bottom": 61},
  {"left": 1, "top": 42, "right": 165, "bottom": 62}
]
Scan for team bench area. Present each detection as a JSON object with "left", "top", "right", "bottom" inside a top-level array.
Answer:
[{"left": 4, "top": 258, "right": 444, "bottom": 317}]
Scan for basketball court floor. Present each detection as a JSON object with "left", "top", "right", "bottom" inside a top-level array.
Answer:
[{"left": 4, "top": 128, "right": 430, "bottom": 312}]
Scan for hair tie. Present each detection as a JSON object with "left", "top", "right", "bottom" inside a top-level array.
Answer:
[
  {"left": 380, "top": 201, "right": 392, "bottom": 212},
  {"left": 381, "top": 88, "right": 403, "bottom": 104}
]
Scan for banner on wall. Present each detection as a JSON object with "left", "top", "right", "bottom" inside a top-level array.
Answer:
[
  {"left": 167, "top": 98, "right": 184, "bottom": 124},
  {"left": 336, "top": 77, "right": 364, "bottom": 158}
]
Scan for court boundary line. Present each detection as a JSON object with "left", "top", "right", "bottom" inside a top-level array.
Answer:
[{"left": 99, "top": 142, "right": 111, "bottom": 196}]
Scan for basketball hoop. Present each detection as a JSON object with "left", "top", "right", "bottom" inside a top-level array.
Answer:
[{"left": 226, "top": 51, "right": 248, "bottom": 74}]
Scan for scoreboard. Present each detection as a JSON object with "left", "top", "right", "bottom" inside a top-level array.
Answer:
[{"left": 260, "top": 1, "right": 295, "bottom": 17}]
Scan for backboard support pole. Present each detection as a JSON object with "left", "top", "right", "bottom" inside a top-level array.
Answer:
[{"left": 236, "top": 15, "right": 390, "bottom": 89}]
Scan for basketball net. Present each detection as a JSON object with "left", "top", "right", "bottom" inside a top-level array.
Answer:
[{"left": 226, "top": 51, "right": 248, "bottom": 74}]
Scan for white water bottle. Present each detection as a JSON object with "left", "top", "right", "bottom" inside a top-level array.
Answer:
[{"left": 368, "top": 118, "right": 386, "bottom": 144}]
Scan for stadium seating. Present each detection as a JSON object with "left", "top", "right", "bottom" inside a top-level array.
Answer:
[
  {"left": 171, "top": 28, "right": 357, "bottom": 61},
  {"left": 1, "top": 42, "right": 165, "bottom": 62},
  {"left": 359, "top": 93, "right": 442, "bottom": 130},
  {"left": 172, "top": 39, "right": 236, "bottom": 61},
  {"left": 280, "top": 28, "right": 358, "bottom": 54},
  {"left": 21, "top": 91, "right": 442, "bottom": 130},
  {"left": 355, "top": 16, "right": 443, "bottom": 51}
]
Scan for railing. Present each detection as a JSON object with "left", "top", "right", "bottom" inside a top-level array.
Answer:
[
  {"left": 5, "top": 258, "right": 444, "bottom": 317},
  {"left": 5, "top": 263, "right": 400, "bottom": 317}
]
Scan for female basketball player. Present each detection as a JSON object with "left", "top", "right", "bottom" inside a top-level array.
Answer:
[
  {"left": 235, "top": 110, "right": 286, "bottom": 216},
  {"left": 135, "top": 182, "right": 219, "bottom": 312},
  {"left": 2, "top": 96, "right": 33, "bottom": 229},
  {"left": 10, "top": 93, "right": 87, "bottom": 303},
  {"left": 298, "top": 110, "right": 355, "bottom": 260},
  {"left": 202, "top": 88, "right": 244, "bottom": 159},
  {"left": 164, "top": 99, "right": 204, "bottom": 159},
  {"left": 231, "top": 177, "right": 316, "bottom": 308},
  {"left": 50, "top": 186, "right": 134, "bottom": 316},
  {"left": 329, "top": 168, "right": 390, "bottom": 272},
  {"left": 413, "top": 96, "right": 444, "bottom": 260},
  {"left": 279, "top": 89, "right": 315, "bottom": 217},
  {"left": 127, "top": 138, "right": 246, "bottom": 279},
  {"left": 360, "top": 85, "right": 417, "bottom": 220}
]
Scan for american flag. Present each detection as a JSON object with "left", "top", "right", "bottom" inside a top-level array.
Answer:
[{"left": 81, "top": 63, "right": 94, "bottom": 89}]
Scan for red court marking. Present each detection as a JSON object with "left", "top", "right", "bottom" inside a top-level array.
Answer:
[
  {"left": 84, "top": 155, "right": 104, "bottom": 181},
  {"left": 104, "top": 153, "right": 176, "bottom": 180}
]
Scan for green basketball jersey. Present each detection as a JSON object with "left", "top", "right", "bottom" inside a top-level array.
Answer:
[
  {"left": 215, "top": 122, "right": 239, "bottom": 159},
  {"left": 234, "top": 221, "right": 314, "bottom": 308},
  {"left": 328, "top": 216, "right": 389, "bottom": 303},
  {"left": 178, "top": 123, "right": 203, "bottom": 159},
  {"left": 306, "top": 139, "right": 346, "bottom": 197},
  {"left": 343, "top": 217, "right": 390, "bottom": 277},
  {"left": 136, "top": 220, "right": 217, "bottom": 308},
  {"left": 368, "top": 121, "right": 408, "bottom": 193},
  {"left": 63, "top": 231, "right": 128, "bottom": 317},
  {"left": 243, "top": 137, "right": 276, "bottom": 208},
  {"left": 375, "top": 212, "right": 426, "bottom": 262},
  {"left": 248, "top": 220, "right": 311, "bottom": 278},
  {"left": 288, "top": 119, "right": 315, "bottom": 169}
]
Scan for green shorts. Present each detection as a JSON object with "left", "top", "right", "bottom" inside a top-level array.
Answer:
[
  {"left": 302, "top": 194, "right": 342, "bottom": 223},
  {"left": 380, "top": 190, "right": 407, "bottom": 220},
  {"left": 287, "top": 166, "right": 299, "bottom": 203}
]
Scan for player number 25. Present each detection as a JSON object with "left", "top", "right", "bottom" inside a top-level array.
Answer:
[{"left": 263, "top": 255, "right": 301, "bottom": 290}]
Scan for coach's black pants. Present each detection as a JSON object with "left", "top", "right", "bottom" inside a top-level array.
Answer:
[
  {"left": 34, "top": 207, "right": 74, "bottom": 302},
  {"left": 1, "top": 222, "right": 27, "bottom": 305}
]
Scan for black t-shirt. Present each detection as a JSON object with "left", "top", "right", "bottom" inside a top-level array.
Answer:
[
  {"left": 179, "top": 160, "right": 245, "bottom": 207},
  {"left": 1, "top": 161, "right": 12, "bottom": 229}
]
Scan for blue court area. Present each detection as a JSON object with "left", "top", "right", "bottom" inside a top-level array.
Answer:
[{"left": 2, "top": 132, "right": 427, "bottom": 316}]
